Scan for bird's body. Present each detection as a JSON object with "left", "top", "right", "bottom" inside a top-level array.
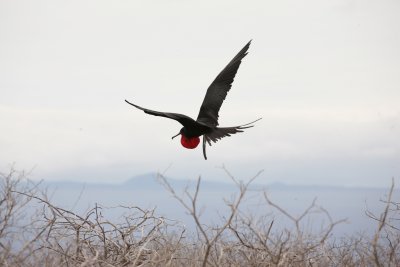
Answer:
[{"left": 125, "top": 40, "right": 260, "bottom": 159}]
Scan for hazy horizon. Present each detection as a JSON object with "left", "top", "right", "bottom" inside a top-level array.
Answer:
[{"left": 32, "top": 171, "right": 395, "bottom": 190}]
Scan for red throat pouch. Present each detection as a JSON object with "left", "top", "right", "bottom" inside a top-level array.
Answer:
[{"left": 180, "top": 135, "right": 200, "bottom": 149}]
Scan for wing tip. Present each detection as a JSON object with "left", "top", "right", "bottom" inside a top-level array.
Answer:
[
  {"left": 244, "top": 39, "right": 252, "bottom": 50},
  {"left": 125, "top": 99, "right": 145, "bottom": 112},
  {"left": 125, "top": 99, "right": 136, "bottom": 107},
  {"left": 235, "top": 39, "right": 252, "bottom": 62}
]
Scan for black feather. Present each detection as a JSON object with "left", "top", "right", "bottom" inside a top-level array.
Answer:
[
  {"left": 196, "top": 40, "right": 252, "bottom": 127},
  {"left": 125, "top": 100, "right": 199, "bottom": 129}
]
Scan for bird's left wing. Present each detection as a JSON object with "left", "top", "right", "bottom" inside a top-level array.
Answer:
[{"left": 125, "top": 100, "right": 198, "bottom": 128}]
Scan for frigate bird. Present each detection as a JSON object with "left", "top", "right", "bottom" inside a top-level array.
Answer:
[{"left": 125, "top": 40, "right": 260, "bottom": 160}]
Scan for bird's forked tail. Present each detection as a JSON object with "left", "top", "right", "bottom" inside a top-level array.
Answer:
[{"left": 202, "top": 118, "right": 262, "bottom": 160}]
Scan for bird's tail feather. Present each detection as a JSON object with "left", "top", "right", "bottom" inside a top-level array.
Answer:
[{"left": 204, "top": 118, "right": 262, "bottom": 146}]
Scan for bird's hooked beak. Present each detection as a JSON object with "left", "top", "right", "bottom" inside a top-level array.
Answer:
[{"left": 171, "top": 132, "right": 180, "bottom": 139}]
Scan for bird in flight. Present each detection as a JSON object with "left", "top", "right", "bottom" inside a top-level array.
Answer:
[{"left": 125, "top": 40, "right": 260, "bottom": 160}]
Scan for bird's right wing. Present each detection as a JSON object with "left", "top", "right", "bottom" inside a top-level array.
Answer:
[
  {"left": 125, "top": 100, "right": 198, "bottom": 128},
  {"left": 196, "top": 40, "right": 251, "bottom": 127}
]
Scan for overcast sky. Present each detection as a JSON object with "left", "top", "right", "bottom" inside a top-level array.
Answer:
[{"left": 1, "top": 0, "right": 399, "bottom": 186}]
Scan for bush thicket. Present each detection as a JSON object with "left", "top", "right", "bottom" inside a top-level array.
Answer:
[{"left": 0, "top": 167, "right": 399, "bottom": 266}]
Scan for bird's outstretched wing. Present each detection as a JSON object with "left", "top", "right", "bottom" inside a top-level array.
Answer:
[
  {"left": 125, "top": 100, "right": 198, "bottom": 128},
  {"left": 196, "top": 40, "right": 251, "bottom": 127}
]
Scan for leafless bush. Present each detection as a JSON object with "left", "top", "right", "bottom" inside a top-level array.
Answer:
[
  {"left": 0, "top": 167, "right": 186, "bottom": 266},
  {"left": 0, "top": 166, "right": 45, "bottom": 266},
  {"left": 365, "top": 178, "right": 400, "bottom": 267},
  {"left": 157, "top": 167, "right": 262, "bottom": 267},
  {"left": 0, "top": 166, "right": 399, "bottom": 266}
]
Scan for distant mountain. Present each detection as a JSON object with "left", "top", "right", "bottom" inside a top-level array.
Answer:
[
  {"left": 41, "top": 172, "right": 237, "bottom": 192},
  {"left": 41, "top": 173, "right": 390, "bottom": 192},
  {"left": 123, "top": 173, "right": 237, "bottom": 191}
]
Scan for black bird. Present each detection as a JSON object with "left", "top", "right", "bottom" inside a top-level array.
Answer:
[{"left": 125, "top": 40, "right": 260, "bottom": 160}]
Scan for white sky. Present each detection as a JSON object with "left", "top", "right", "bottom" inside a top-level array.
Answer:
[{"left": 1, "top": 0, "right": 399, "bottom": 186}]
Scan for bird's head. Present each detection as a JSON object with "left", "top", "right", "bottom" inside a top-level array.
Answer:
[{"left": 171, "top": 128, "right": 200, "bottom": 149}]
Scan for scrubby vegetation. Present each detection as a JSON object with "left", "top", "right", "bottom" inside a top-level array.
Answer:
[{"left": 1, "top": 167, "right": 399, "bottom": 266}]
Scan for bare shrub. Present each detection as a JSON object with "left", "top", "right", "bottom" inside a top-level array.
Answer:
[
  {"left": 0, "top": 166, "right": 45, "bottom": 266},
  {"left": 366, "top": 178, "right": 400, "bottom": 267},
  {"left": 0, "top": 166, "right": 399, "bottom": 266},
  {"left": 157, "top": 167, "right": 263, "bottom": 267}
]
